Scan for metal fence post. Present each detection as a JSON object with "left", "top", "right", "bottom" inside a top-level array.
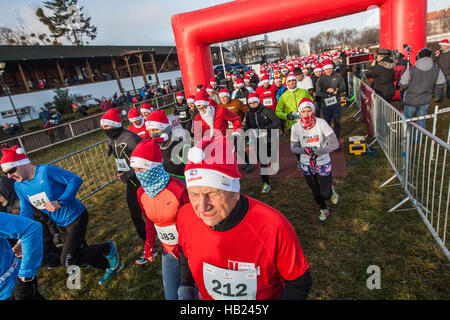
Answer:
[{"left": 69, "top": 122, "right": 75, "bottom": 138}]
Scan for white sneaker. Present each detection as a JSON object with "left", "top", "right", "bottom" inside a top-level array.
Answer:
[{"left": 331, "top": 185, "right": 339, "bottom": 205}]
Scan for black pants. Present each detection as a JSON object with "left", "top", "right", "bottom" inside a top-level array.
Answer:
[
  {"left": 248, "top": 136, "right": 271, "bottom": 185},
  {"left": 181, "top": 120, "right": 192, "bottom": 133},
  {"left": 127, "top": 183, "right": 147, "bottom": 242},
  {"left": 13, "top": 277, "right": 45, "bottom": 300},
  {"left": 303, "top": 173, "right": 332, "bottom": 210},
  {"left": 57, "top": 210, "right": 109, "bottom": 269},
  {"left": 34, "top": 211, "right": 61, "bottom": 267}
]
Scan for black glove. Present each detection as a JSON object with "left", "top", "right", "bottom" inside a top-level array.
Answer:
[
  {"left": 52, "top": 233, "right": 63, "bottom": 248},
  {"left": 286, "top": 113, "right": 296, "bottom": 121}
]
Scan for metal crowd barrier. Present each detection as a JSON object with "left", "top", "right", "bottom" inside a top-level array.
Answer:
[
  {"left": 351, "top": 76, "right": 449, "bottom": 260},
  {"left": 0, "top": 90, "right": 184, "bottom": 155},
  {"left": 46, "top": 139, "right": 117, "bottom": 201}
]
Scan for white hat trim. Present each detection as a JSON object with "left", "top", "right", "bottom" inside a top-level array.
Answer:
[
  {"left": 145, "top": 121, "right": 170, "bottom": 130},
  {"left": 219, "top": 92, "right": 230, "bottom": 98},
  {"left": 128, "top": 116, "right": 143, "bottom": 123},
  {"left": 130, "top": 157, "right": 161, "bottom": 170},
  {"left": 248, "top": 96, "right": 260, "bottom": 104},
  {"left": 194, "top": 100, "right": 210, "bottom": 106},
  {"left": 185, "top": 168, "right": 240, "bottom": 193},
  {"left": 1, "top": 158, "right": 31, "bottom": 171},
  {"left": 100, "top": 119, "right": 122, "bottom": 128}
]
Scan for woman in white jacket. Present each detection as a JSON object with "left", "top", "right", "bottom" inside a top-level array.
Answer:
[{"left": 290, "top": 98, "right": 340, "bottom": 222}]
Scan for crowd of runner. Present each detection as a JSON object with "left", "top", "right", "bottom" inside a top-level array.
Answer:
[{"left": 1, "top": 40, "right": 447, "bottom": 300}]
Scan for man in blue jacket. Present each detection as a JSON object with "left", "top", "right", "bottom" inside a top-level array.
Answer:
[
  {"left": 0, "top": 212, "right": 44, "bottom": 300},
  {"left": 1, "top": 145, "right": 124, "bottom": 286}
]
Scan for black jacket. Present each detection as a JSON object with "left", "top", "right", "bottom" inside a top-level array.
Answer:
[
  {"left": 174, "top": 100, "right": 191, "bottom": 123},
  {"left": 365, "top": 59, "right": 396, "bottom": 101},
  {"left": 244, "top": 104, "right": 280, "bottom": 133},
  {"left": 107, "top": 128, "right": 142, "bottom": 189},
  {"left": 316, "top": 72, "right": 346, "bottom": 107}
]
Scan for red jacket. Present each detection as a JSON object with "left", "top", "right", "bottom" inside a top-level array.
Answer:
[
  {"left": 193, "top": 105, "right": 241, "bottom": 138},
  {"left": 127, "top": 123, "right": 149, "bottom": 139}
]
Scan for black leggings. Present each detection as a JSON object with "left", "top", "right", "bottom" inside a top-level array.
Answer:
[
  {"left": 303, "top": 173, "right": 332, "bottom": 210},
  {"left": 57, "top": 210, "right": 110, "bottom": 269},
  {"left": 127, "top": 184, "right": 147, "bottom": 242}
]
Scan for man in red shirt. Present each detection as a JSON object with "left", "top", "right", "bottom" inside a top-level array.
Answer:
[
  {"left": 255, "top": 74, "right": 277, "bottom": 111},
  {"left": 127, "top": 107, "right": 149, "bottom": 139},
  {"left": 192, "top": 89, "right": 242, "bottom": 141},
  {"left": 176, "top": 136, "right": 312, "bottom": 300}
]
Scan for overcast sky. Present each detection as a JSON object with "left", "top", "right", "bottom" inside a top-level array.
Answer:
[{"left": 0, "top": 0, "right": 448, "bottom": 46}]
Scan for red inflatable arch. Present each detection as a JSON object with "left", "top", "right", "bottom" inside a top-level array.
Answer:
[{"left": 171, "top": 0, "right": 426, "bottom": 95}]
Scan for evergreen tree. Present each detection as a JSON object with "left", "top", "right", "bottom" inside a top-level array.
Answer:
[{"left": 36, "top": 0, "right": 97, "bottom": 45}]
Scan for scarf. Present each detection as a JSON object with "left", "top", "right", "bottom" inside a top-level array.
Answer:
[
  {"left": 300, "top": 114, "right": 317, "bottom": 130},
  {"left": 135, "top": 164, "right": 170, "bottom": 198}
]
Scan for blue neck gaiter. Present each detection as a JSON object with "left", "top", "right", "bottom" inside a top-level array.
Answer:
[{"left": 135, "top": 164, "right": 170, "bottom": 198}]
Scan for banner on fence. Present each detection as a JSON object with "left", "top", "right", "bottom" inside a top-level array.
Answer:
[{"left": 360, "top": 80, "right": 375, "bottom": 137}]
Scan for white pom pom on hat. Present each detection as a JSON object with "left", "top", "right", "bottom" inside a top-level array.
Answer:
[
  {"left": 187, "top": 146, "right": 205, "bottom": 164},
  {"left": 16, "top": 148, "right": 25, "bottom": 154}
]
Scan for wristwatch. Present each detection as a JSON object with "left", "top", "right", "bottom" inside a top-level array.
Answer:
[
  {"left": 57, "top": 200, "right": 63, "bottom": 207},
  {"left": 19, "top": 276, "right": 35, "bottom": 282}
]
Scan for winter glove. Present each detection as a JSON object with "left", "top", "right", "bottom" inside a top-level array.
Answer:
[
  {"left": 304, "top": 147, "right": 318, "bottom": 168},
  {"left": 286, "top": 113, "right": 296, "bottom": 121},
  {"left": 177, "top": 285, "right": 195, "bottom": 300},
  {"left": 144, "top": 240, "right": 156, "bottom": 262},
  {"left": 171, "top": 245, "right": 181, "bottom": 260}
]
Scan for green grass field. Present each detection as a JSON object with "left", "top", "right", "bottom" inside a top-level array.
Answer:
[{"left": 30, "top": 100, "right": 449, "bottom": 300}]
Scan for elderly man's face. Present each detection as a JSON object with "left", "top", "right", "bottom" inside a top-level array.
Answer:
[{"left": 187, "top": 186, "right": 240, "bottom": 227}]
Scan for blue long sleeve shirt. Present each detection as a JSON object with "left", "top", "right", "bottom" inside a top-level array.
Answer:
[
  {"left": 0, "top": 212, "right": 43, "bottom": 300},
  {"left": 15, "top": 165, "right": 86, "bottom": 227}
]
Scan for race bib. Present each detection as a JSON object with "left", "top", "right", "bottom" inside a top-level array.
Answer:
[
  {"left": 203, "top": 262, "right": 257, "bottom": 300},
  {"left": 115, "top": 158, "right": 130, "bottom": 172},
  {"left": 324, "top": 95, "right": 338, "bottom": 107},
  {"left": 155, "top": 224, "right": 178, "bottom": 246},
  {"left": 239, "top": 98, "right": 247, "bottom": 105},
  {"left": 179, "top": 111, "right": 187, "bottom": 118},
  {"left": 28, "top": 192, "right": 50, "bottom": 210},
  {"left": 263, "top": 98, "right": 273, "bottom": 106}
]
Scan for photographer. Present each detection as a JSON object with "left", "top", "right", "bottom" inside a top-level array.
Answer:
[
  {"left": 365, "top": 49, "right": 396, "bottom": 102},
  {"left": 433, "top": 39, "right": 450, "bottom": 102}
]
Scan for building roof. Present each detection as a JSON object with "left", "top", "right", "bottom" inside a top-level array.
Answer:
[
  {"left": 0, "top": 45, "right": 224, "bottom": 62},
  {"left": 428, "top": 8, "right": 450, "bottom": 21}
]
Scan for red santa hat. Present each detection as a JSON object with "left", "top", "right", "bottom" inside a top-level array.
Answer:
[
  {"left": 140, "top": 103, "right": 153, "bottom": 114},
  {"left": 132, "top": 97, "right": 138, "bottom": 103},
  {"left": 226, "top": 73, "right": 231, "bottom": 78},
  {"left": 243, "top": 75, "right": 251, "bottom": 82},
  {"left": 1, "top": 145, "right": 31, "bottom": 171},
  {"left": 286, "top": 72, "right": 297, "bottom": 82},
  {"left": 186, "top": 95, "right": 195, "bottom": 104},
  {"left": 130, "top": 138, "right": 163, "bottom": 170},
  {"left": 247, "top": 92, "right": 260, "bottom": 104},
  {"left": 219, "top": 88, "right": 230, "bottom": 98},
  {"left": 260, "top": 74, "right": 270, "bottom": 84},
  {"left": 100, "top": 108, "right": 127, "bottom": 127},
  {"left": 145, "top": 109, "right": 171, "bottom": 133},
  {"left": 185, "top": 136, "right": 241, "bottom": 193},
  {"left": 313, "top": 63, "right": 323, "bottom": 73},
  {"left": 322, "top": 60, "right": 334, "bottom": 70},
  {"left": 194, "top": 89, "right": 210, "bottom": 106},
  {"left": 232, "top": 74, "right": 237, "bottom": 79},
  {"left": 235, "top": 78, "right": 244, "bottom": 87},
  {"left": 298, "top": 97, "right": 316, "bottom": 113},
  {"left": 273, "top": 76, "right": 282, "bottom": 83},
  {"left": 439, "top": 39, "right": 449, "bottom": 46},
  {"left": 176, "top": 92, "right": 184, "bottom": 100},
  {"left": 210, "top": 77, "right": 217, "bottom": 86},
  {"left": 127, "top": 107, "right": 143, "bottom": 123},
  {"left": 206, "top": 84, "right": 214, "bottom": 93}
]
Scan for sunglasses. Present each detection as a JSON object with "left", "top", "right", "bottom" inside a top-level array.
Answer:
[{"left": 5, "top": 167, "right": 17, "bottom": 175}]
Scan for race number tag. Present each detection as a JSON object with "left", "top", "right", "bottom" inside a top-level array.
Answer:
[
  {"left": 155, "top": 224, "right": 179, "bottom": 246},
  {"left": 263, "top": 98, "right": 273, "bottom": 106},
  {"left": 115, "top": 158, "right": 130, "bottom": 172},
  {"left": 203, "top": 262, "right": 257, "bottom": 300},
  {"left": 28, "top": 192, "right": 50, "bottom": 210},
  {"left": 324, "top": 96, "right": 338, "bottom": 106},
  {"left": 179, "top": 111, "right": 187, "bottom": 118},
  {"left": 239, "top": 98, "right": 247, "bottom": 105}
]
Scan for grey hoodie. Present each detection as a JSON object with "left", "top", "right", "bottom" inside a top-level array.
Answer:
[{"left": 399, "top": 57, "right": 445, "bottom": 106}]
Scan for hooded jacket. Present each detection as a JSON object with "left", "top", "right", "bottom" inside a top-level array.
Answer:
[
  {"left": 365, "top": 58, "right": 396, "bottom": 101},
  {"left": 433, "top": 46, "right": 450, "bottom": 76},
  {"left": 399, "top": 57, "right": 446, "bottom": 106}
]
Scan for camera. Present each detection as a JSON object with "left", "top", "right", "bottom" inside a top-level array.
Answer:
[{"left": 403, "top": 44, "right": 412, "bottom": 52}]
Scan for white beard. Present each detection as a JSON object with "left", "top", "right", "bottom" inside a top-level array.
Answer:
[{"left": 200, "top": 106, "right": 215, "bottom": 135}]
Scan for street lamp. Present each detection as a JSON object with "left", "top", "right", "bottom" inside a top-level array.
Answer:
[{"left": 0, "top": 62, "right": 23, "bottom": 129}]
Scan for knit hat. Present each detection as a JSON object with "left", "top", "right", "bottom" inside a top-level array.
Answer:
[
  {"left": 322, "top": 60, "right": 334, "bottom": 70},
  {"left": 176, "top": 92, "right": 184, "bottom": 100},
  {"left": 439, "top": 39, "right": 449, "bottom": 46},
  {"left": 140, "top": 103, "right": 153, "bottom": 114},
  {"left": 127, "top": 107, "right": 143, "bottom": 123},
  {"left": 286, "top": 72, "right": 297, "bottom": 82},
  {"left": 219, "top": 88, "right": 230, "bottom": 98},
  {"left": 247, "top": 92, "right": 260, "bottom": 104},
  {"left": 1, "top": 145, "right": 31, "bottom": 171},
  {"left": 194, "top": 89, "right": 210, "bottom": 106},
  {"left": 186, "top": 95, "right": 195, "bottom": 104},
  {"left": 185, "top": 136, "right": 241, "bottom": 192},
  {"left": 130, "top": 138, "right": 163, "bottom": 170},
  {"left": 145, "top": 109, "right": 171, "bottom": 134},
  {"left": 298, "top": 97, "right": 316, "bottom": 113},
  {"left": 100, "top": 108, "right": 126, "bottom": 127}
]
